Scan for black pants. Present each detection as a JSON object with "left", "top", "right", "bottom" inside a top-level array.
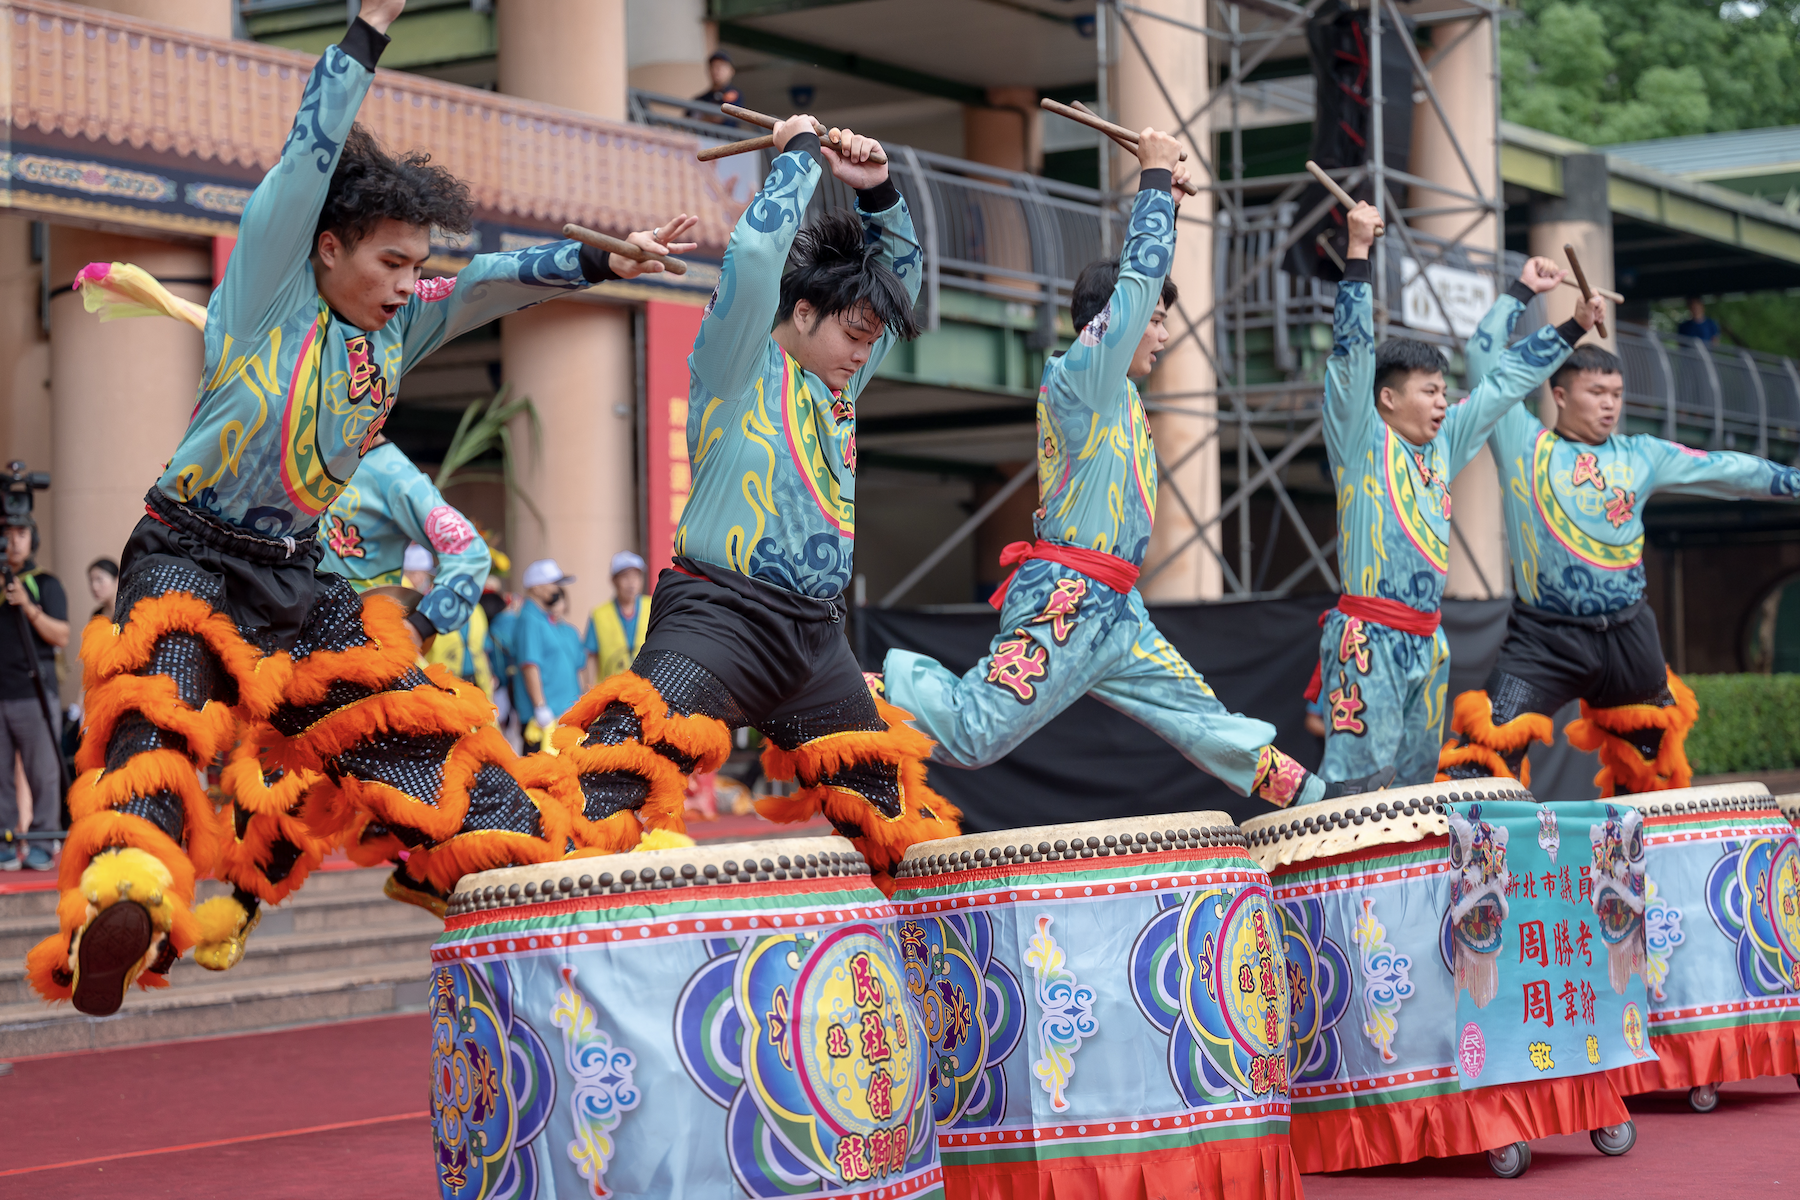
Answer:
[{"left": 1486, "top": 599, "right": 1670, "bottom": 722}]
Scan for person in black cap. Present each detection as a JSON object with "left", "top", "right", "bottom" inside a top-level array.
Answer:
[{"left": 695, "top": 48, "right": 742, "bottom": 114}]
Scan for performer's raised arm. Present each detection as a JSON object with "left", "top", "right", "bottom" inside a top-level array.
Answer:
[
  {"left": 1465, "top": 256, "right": 1566, "bottom": 384},
  {"left": 1441, "top": 289, "right": 1599, "bottom": 474},
  {"left": 1056, "top": 130, "right": 1182, "bottom": 409},
  {"left": 213, "top": 4, "right": 398, "bottom": 339},
  {"left": 836, "top": 131, "right": 922, "bottom": 397},
  {"left": 381, "top": 448, "right": 491, "bottom": 639},
  {"left": 1323, "top": 203, "right": 1382, "bottom": 458}
]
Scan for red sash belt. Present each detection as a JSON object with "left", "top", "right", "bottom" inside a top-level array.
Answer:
[
  {"left": 989, "top": 541, "right": 1140, "bottom": 611},
  {"left": 1303, "top": 596, "right": 1440, "bottom": 703}
]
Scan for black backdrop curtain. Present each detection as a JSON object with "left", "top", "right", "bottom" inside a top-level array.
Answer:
[{"left": 857, "top": 597, "right": 1598, "bottom": 834}]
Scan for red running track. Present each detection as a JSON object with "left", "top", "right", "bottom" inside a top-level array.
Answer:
[{"left": 1, "top": 1015, "right": 1794, "bottom": 1199}]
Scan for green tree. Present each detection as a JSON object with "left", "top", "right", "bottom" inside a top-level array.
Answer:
[{"left": 1500, "top": 1, "right": 1800, "bottom": 145}]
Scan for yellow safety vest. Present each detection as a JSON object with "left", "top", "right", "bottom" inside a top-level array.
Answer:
[{"left": 590, "top": 598, "right": 650, "bottom": 681}]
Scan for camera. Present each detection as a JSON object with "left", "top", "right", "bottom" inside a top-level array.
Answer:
[{"left": 1, "top": 461, "right": 49, "bottom": 527}]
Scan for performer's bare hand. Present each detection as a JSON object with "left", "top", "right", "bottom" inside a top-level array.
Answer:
[
  {"left": 822, "top": 127, "right": 888, "bottom": 189},
  {"left": 1519, "top": 256, "right": 1565, "bottom": 294},
  {"left": 773, "top": 114, "right": 821, "bottom": 152},
  {"left": 610, "top": 214, "right": 700, "bottom": 278},
  {"left": 1170, "top": 163, "right": 1193, "bottom": 210},
  {"left": 1574, "top": 291, "right": 1606, "bottom": 331},
  {"left": 1134, "top": 128, "right": 1182, "bottom": 173},
  {"left": 1346, "top": 201, "right": 1383, "bottom": 259},
  {"left": 358, "top": 0, "right": 405, "bottom": 34}
]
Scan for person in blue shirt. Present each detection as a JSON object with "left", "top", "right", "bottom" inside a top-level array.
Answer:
[
  {"left": 29, "top": 0, "right": 696, "bottom": 1018},
  {"left": 1675, "top": 297, "right": 1720, "bottom": 344},
  {"left": 880, "top": 129, "right": 1386, "bottom": 810},
  {"left": 1317, "top": 202, "right": 1600, "bottom": 788},
  {"left": 550, "top": 114, "right": 961, "bottom": 889},
  {"left": 1439, "top": 305, "right": 1800, "bottom": 794},
  {"left": 514, "top": 559, "right": 587, "bottom": 751}
]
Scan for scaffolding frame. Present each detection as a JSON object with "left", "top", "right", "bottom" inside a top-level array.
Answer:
[{"left": 1096, "top": 0, "right": 1513, "bottom": 601}]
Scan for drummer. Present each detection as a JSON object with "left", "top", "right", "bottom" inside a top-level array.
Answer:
[
  {"left": 1439, "top": 285, "right": 1800, "bottom": 793},
  {"left": 550, "top": 112, "right": 962, "bottom": 885},
  {"left": 1316, "top": 204, "right": 1599, "bottom": 788},
  {"left": 879, "top": 129, "right": 1384, "bottom": 810}
]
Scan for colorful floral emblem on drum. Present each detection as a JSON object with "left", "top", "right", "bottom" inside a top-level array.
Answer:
[
  {"left": 1351, "top": 897, "right": 1416, "bottom": 1064},
  {"left": 430, "top": 962, "right": 558, "bottom": 1200},
  {"left": 895, "top": 912, "right": 1025, "bottom": 1128},
  {"left": 549, "top": 966, "right": 641, "bottom": 1196},
  {"left": 673, "top": 928, "right": 934, "bottom": 1196},
  {"left": 1023, "top": 915, "right": 1098, "bottom": 1111},
  {"left": 1642, "top": 877, "right": 1685, "bottom": 1002},
  {"left": 1705, "top": 831, "right": 1800, "bottom": 995},
  {"left": 1130, "top": 885, "right": 1291, "bottom": 1102},
  {"left": 1446, "top": 805, "right": 1511, "bottom": 1009},
  {"left": 1274, "top": 896, "right": 1352, "bottom": 1085},
  {"left": 1589, "top": 806, "right": 1648, "bottom": 995}
]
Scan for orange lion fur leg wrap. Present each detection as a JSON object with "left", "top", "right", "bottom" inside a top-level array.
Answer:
[
  {"left": 1565, "top": 668, "right": 1698, "bottom": 797},
  {"left": 1435, "top": 689, "right": 1554, "bottom": 786},
  {"left": 552, "top": 671, "right": 734, "bottom": 850},
  {"left": 757, "top": 697, "right": 961, "bottom": 890},
  {"left": 216, "top": 724, "right": 328, "bottom": 906}
]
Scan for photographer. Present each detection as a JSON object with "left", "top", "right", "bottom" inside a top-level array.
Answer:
[{"left": 0, "top": 514, "right": 67, "bottom": 870}]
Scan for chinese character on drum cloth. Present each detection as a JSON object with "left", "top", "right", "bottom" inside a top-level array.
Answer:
[
  {"left": 1519, "top": 919, "right": 1549, "bottom": 968},
  {"left": 1553, "top": 919, "right": 1574, "bottom": 967},
  {"left": 1523, "top": 979, "right": 1555, "bottom": 1027}
]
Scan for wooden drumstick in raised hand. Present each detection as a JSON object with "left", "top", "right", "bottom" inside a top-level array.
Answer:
[
  {"left": 712, "top": 103, "right": 889, "bottom": 164},
  {"left": 1306, "top": 160, "right": 1384, "bottom": 237},
  {"left": 1564, "top": 243, "right": 1607, "bottom": 339},
  {"left": 1039, "top": 98, "right": 1188, "bottom": 163},
  {"left": 563, "top": 223, "right": 689, "bottom": 276},
  {"left": 1068, "top": 101, "right": 1199, "bottom": 196}
]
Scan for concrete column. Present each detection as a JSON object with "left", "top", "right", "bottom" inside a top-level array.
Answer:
[
  {"left": 1529, "top": 153, "right": 1613, "bottom": 352},
  {"left": 625, "top": 0, "right": 711, "bottom": 99},
  {"left": 49, "top": 230, "right": 208, "bottom": 589},
  {"left": 500, "top": 303, "right": 636, "bottom": 622},
  {"left": 498, "top": 0, "right": 636, "bottom": 616},
  {"left": 0, "top": 220, "right": 51, "bottom": 563},
  {"left": 78, "top": 0, "right": 232, "bottom": 37},
  {"left": 1115, "top": 0, "right": 1219, "bottom": 601},
  {"left": 1409, "top": 19, "right": 1508, "bottom": 599},
  {"left": 963, "top": 87, "right": 1042, "bottom": 175}
]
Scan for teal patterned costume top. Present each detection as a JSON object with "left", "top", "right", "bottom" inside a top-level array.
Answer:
[
  {"left": 156, "top": 38, "right": 616, "bottom": 539},
  {"left": 1326, "top": 263, "right": 1581, "bottom": 614},
  {"left": 317, "top": 441, "right": 490, "bottom": 634},
  {"left": 674, "top": 145, "right": 920, "bottom": 599},
  {"left": 1035, "top": 183, "right": 1173, "bottom": 565},
  {"left": 1469, "top": 292, "right": 1800, "bottom": 615}
]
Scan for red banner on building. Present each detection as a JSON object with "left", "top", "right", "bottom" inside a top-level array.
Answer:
[{"left": 643, "top": 301, "right": 706, "bottom": 589}]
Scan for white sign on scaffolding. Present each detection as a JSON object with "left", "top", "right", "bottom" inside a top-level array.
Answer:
[{"left": 1399, "top": 257, "right": 1495, "bottom": 339}]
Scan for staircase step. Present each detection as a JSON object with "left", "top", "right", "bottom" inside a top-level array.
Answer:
[{"left": 0, "top": 960, "right": 436, "bottom": 1057}]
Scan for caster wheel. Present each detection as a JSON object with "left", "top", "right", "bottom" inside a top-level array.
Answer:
[
  {"left": 1590, "top": 1120, "right": 1636, "bottom": 1156},
  {"left": 1488, "top": 1141, "right": 1531, "bottom": 1179},
  {"left": 1688, "top": 1084, "right": 1719, "bottom": 1113}
]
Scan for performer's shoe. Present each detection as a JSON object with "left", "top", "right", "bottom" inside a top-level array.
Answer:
[
  {"left": 1320, "top": 764, "right": 1396, "bottom": 801},
  {"left": 192, "top": 890, "right": 261, "bottom": 972},
  {"left": 384, "top": 866, "right": 449, "bottom": 919},
  {"left": 68, "top": 848, "right": 175, "bottom": 1016}
]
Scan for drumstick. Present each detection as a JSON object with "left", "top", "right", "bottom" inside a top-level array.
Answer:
[
  {"left": 1305, "top": 160, "right": 1384, "bottom": 237},
  {"left": 697, "top": 133, "right": 775, "bottom": 162},
  {"left": 1563, "top": 243, "right": 1607, "bottom": 339},
  {"left": 1039, "top": 97, "right": 1188, "bottom": 163},
  {"left": 709, "top": 103, "right": 889, "bottom": 164},
  {"left": 1070, "top": 101, "right": 1199, "bottom": 196},
  {"left": 562, "top": 223, "right": 689, "bottom": 276},
  {"left": 1558, "top": 275, "right": 1624, "bottom": 305}
]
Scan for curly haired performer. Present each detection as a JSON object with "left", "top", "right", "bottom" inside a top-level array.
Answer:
[
  {"left": 881, "top": 130, "right": 1386, "bottom": 809},
  {"left": 29, "top": 0, "right": 695, "bottom": 1016},
  {"left": 1439, "top": 280, "right": 1800, "bottom": 794},
  {"left": 550, "top": 113, "right": 961, "bottom": 889}
]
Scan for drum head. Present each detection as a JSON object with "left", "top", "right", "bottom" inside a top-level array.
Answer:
[
  {"left": 1241, "top": 777, "right": 1531, "bottom": 870},
  {"left": 1615, "top": 781, "right": 1772, "bottom": 819},
  {"left": 450, "top": 835, "right": 863, "bottom": 914},
  {"left": 897, "top": 811, "right": 1237, "bottom": 867}
]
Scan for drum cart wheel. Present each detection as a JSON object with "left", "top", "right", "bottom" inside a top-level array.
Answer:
[
  {"left": 1590, "top": 1121, "right": 1636, "bottom": 1155},
  {"left": 1487, "top": 1141, "right": 1531, "bottom": 1178},
  {"left": 1688, "top": 1084, "right": 1720, "bottom": 1113}
]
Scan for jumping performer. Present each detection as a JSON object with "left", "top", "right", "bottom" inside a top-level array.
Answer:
[
  {"left": 1437, "top": 287, "right": 1800, "bottom": 794},
  {"left": 550, "top": 113, "right": 959, "bottom": 887},
  {"left": 28, "top": 0, "right": 696, "bottom": 1015},
  {"left": 880, "top": 131, "right": 1383, "bottom": 809},
  {"left": 1319, "top": 204, "right": 1601, "bottom": 786}
]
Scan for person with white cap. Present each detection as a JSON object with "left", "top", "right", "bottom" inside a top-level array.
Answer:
[
  {"left": 516, "top": 558, "right": 586, "bottom": 752},
  {"left": 585, "top": 551, "right": 651, "bottom": 684}
]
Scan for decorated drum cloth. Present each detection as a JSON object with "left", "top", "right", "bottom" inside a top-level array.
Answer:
[
  {"left": 1605, "top": 783, "right": 1800, "bottom": 1094},
  {"left": 889, "top": 813, "right": 1300, "bottom": 1200},
  {"left": 429, "top": 838, "right": 943, "bottom": 1200},
  {"left": 1241, "top": 780, "right": 1631, "bottom": 1173}
]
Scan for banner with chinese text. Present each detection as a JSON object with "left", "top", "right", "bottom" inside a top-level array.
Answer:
[
  {"left": 643, "top": 301, "right": 706, "bottom": 588},
  {"left": 1448, "top": 800, "right": 1657, "bottom": 1090}
]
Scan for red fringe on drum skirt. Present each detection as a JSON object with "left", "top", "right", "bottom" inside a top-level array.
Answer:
[
  {"left": 1606, "top": 1021, "right": 1800, "bottom": 1094},
  {"left": 1286, "top": 1074, "right": 1630, "bottom": 1172},
  {"left": 943, "top": 1134, "right": 1301, "bottom": 1200}
]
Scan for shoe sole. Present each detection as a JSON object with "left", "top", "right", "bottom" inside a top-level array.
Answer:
[{"left": 72, "top": 902, "right": 153, "bottom": 1017}]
